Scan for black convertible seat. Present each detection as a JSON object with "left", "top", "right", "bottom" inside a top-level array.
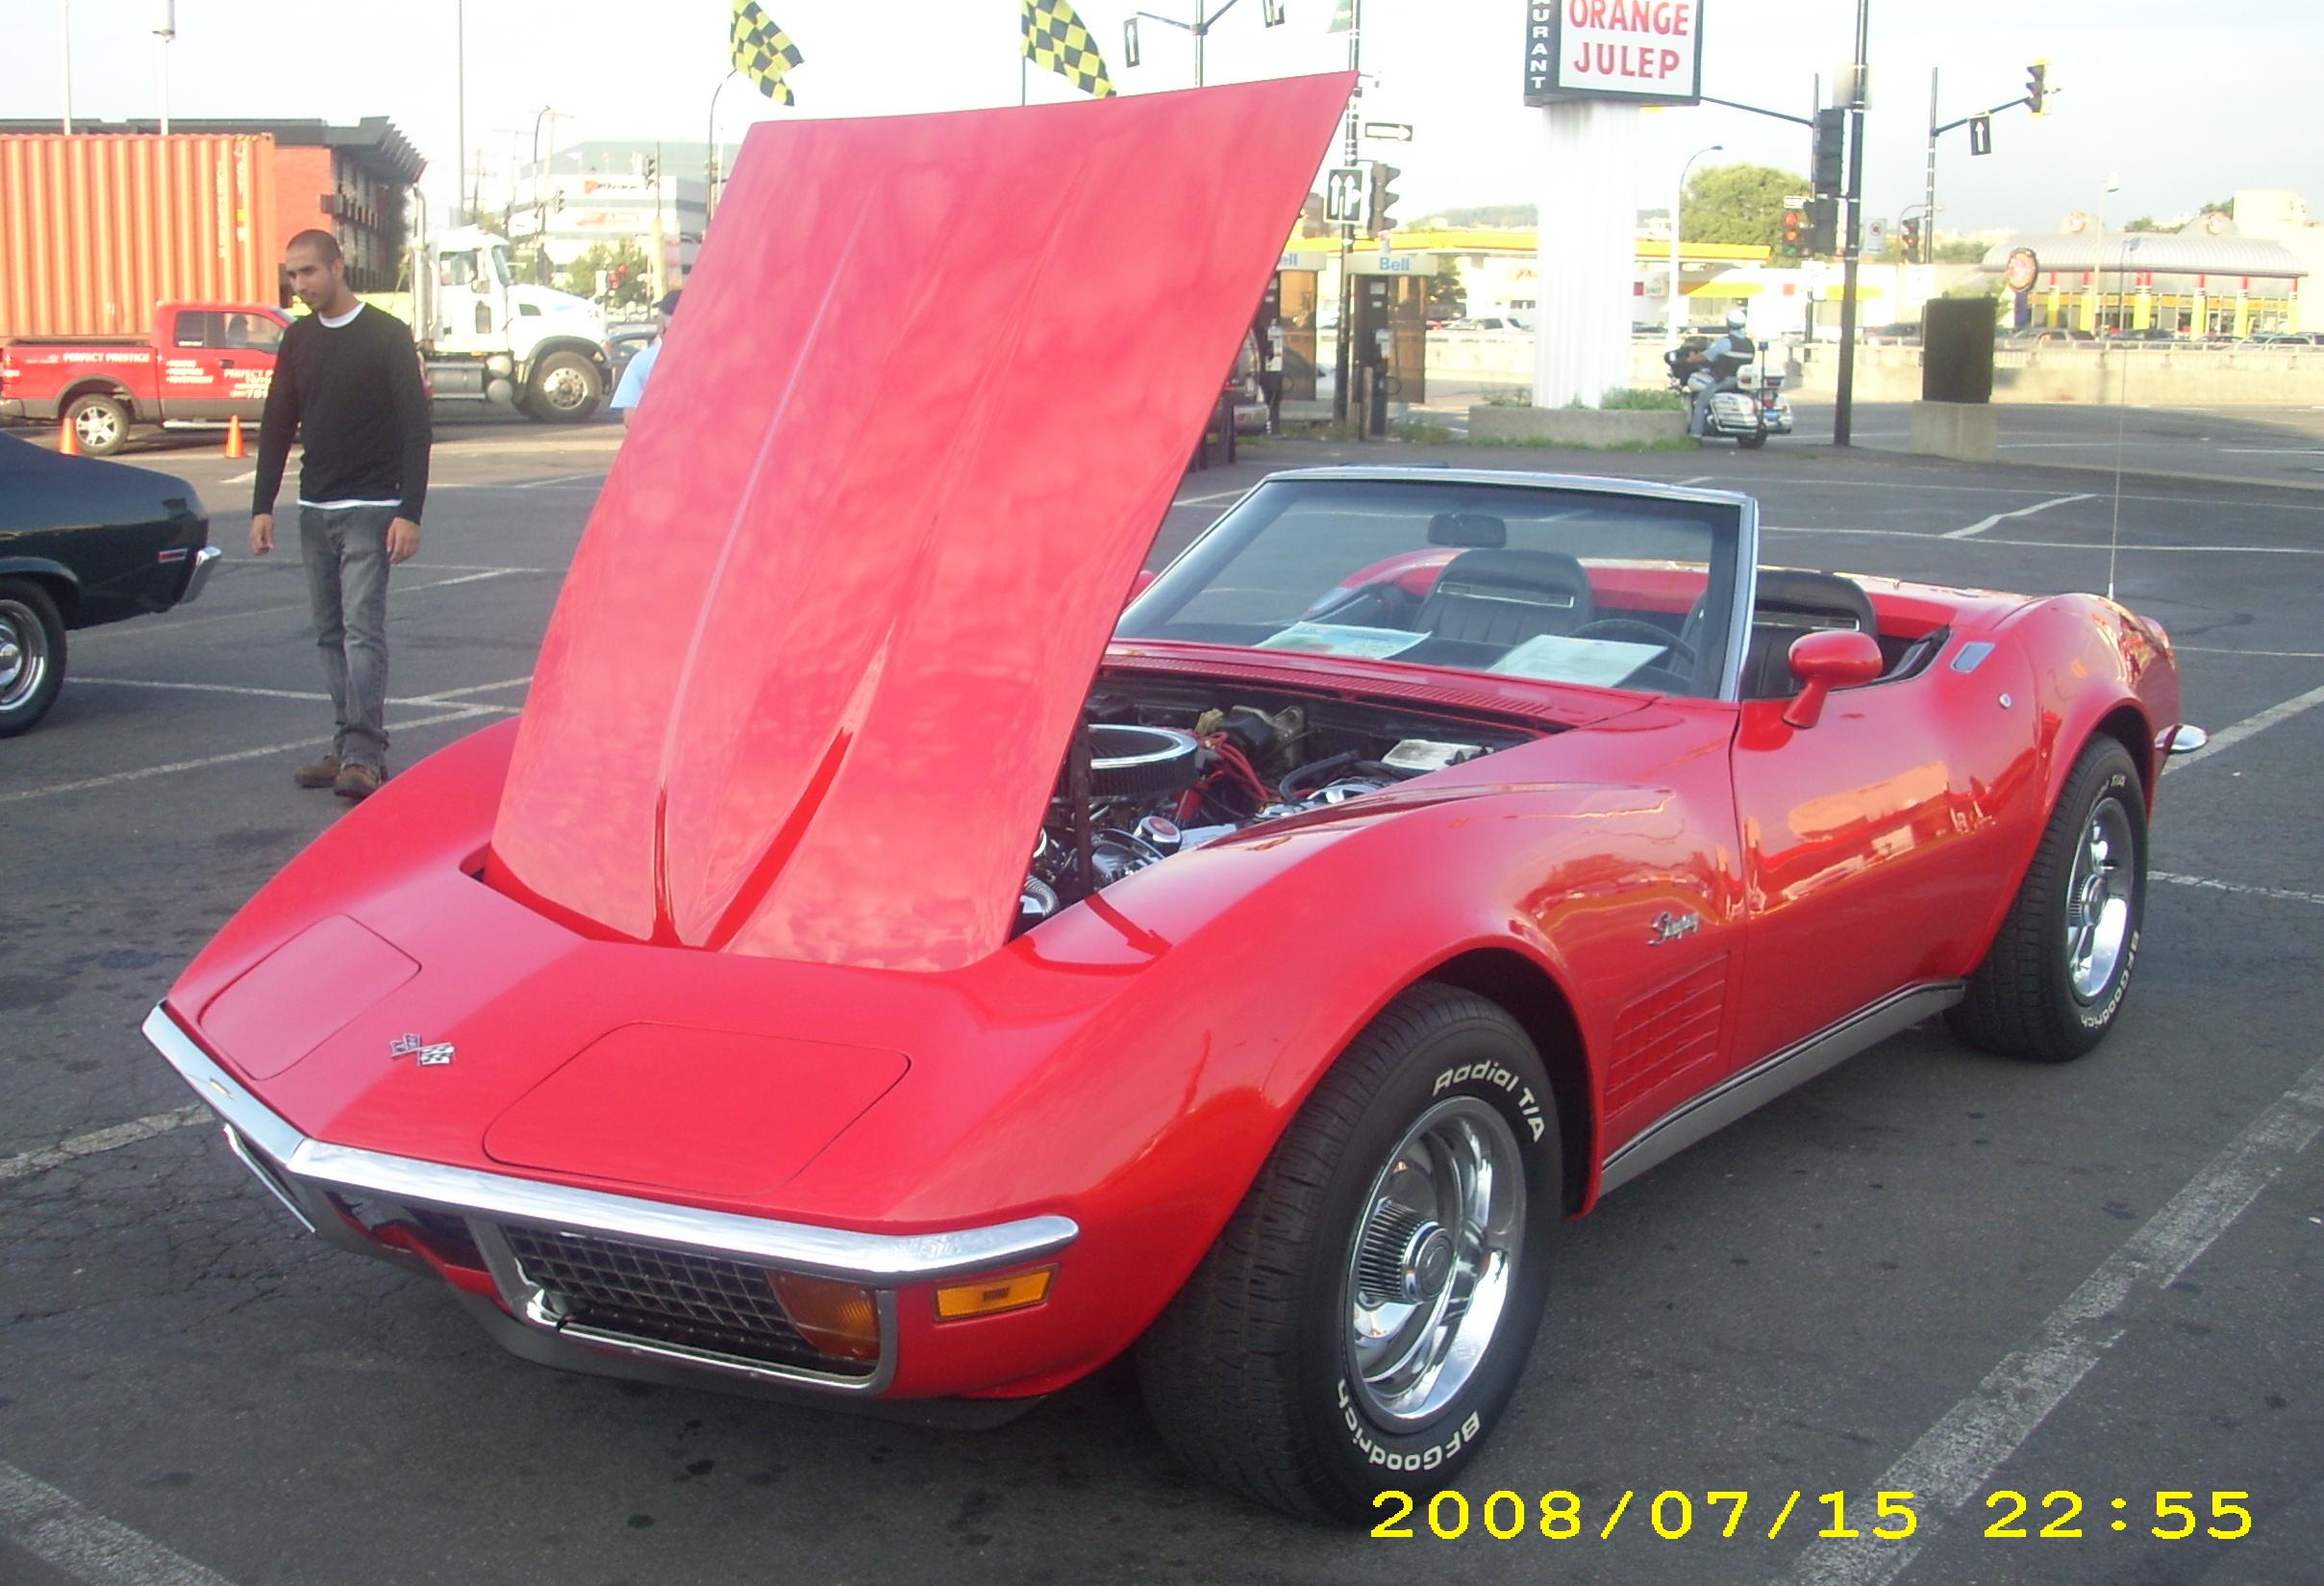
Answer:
[
  {"left": 1415, "top": 547, "right": 1597, "bottom": 647},
  {"left": 1740, "top": 568, "right": 1879, "bottom": 699}
]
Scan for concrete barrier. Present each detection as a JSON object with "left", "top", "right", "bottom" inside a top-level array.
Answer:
[
  {"left": 1468, "top": 405, "right": 1689, "bottom": 445},
  {"left": 1425, "top": 338, "right": 2324, "bottom": 408}
]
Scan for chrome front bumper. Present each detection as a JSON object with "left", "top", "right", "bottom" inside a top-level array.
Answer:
[
  {"left": 180, "top": 545, "right": 222, "bottom": 605},
  {"left": 142, "top": 1005, "right": 1079, "bottom": 1397}
]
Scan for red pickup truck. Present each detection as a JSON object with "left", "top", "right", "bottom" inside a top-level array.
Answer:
[{"left": 0, "top": 301, "right": 287, "bottom": 456}]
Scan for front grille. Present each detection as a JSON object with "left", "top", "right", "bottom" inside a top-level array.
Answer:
[{"left": 499, "top": 1225, "right": 876, "bottom": 1377}]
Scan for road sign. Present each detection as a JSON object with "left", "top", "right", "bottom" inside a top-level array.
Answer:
[
  {"left": 1865, "top": 216, "right": 1887, "bottom": 253},
  {"left": 1325, "top": 166, "right": 1365, "bottom": 224},
  {"left": 1969, "top": 114, "right": 1993, "bottom": 157},
  {"left": 1362, "top": 121, "right": 1415, "bottom": 141}
]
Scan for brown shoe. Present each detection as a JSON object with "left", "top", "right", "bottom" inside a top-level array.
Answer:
[
  {"left": 294, "top": 753, "right": 342, "bottom": 789},
  {"left": 333, "top": 763, "right": 384, "bottom": 801}
]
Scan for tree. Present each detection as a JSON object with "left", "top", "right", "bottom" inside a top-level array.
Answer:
[
  {"left": 2121, "top": 215, "right": 2164, "bottom": 233},
  {"left": 1680, "top": 164, "right": 1813, "bottom": 253},
  {"left": 2199, "top": 196, "right": 2236, "bottom": 218},
  {"left": 556, "top": 239, "right": 654, "bottom": 310},
  {"left": 1932, "top": 239, "right": 1989, "bottom": 264}
]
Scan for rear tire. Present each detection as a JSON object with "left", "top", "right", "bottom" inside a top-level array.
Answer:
[
  {"left": 1737, "top": 429, "right": 1769, "bottom": 449},
  {"left": 0, "top": 578, "right": 68, "bottom": 737},
  {"left": 1948, "top": 737, "right": 2146, "bottom": 1061},
  {"left": 1137, "top": 983, "right": 1559, "bottom": 1521},
  {"left": 64, "top": 392, "right": 132, "bottom": 457}
]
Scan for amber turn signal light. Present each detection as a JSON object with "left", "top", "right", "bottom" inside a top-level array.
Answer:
[
  {"left": 933, "top": 1266, "right": 1056, "bottom": 1322},
  {"left": 768, "top": 1271, "right": 881, "bottom": 1361}
]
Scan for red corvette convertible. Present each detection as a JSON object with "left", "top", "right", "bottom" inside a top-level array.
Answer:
[{"left": 145, "top": 77, "right": 2194, "bottom": 1520}]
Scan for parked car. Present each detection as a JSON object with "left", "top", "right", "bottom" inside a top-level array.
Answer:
[
  {"left": 0, "top": 301, "right": 287, "bottom": 456},
  {"left": 2242, "top": 331, "right": 2321, "bottom": 346},
  {"left": 139, "top": 77, "right": 2197, "bottom": 1524},
  {"left": 601, "top": 322, "right": 660, "bottom": 390},
  {"left": 0, "top": 432, "right": 217, "bottom": 734},
  {"left": 1860, "top": 320, "right": 1922, "bottom": 345},
  {"left": 2000, "top": 325, "right": 2098, "bottom": 346}
]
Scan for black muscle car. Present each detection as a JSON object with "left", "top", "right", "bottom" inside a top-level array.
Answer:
[{"left": 0, "top": 432, "right": 217, "bottom": 736}]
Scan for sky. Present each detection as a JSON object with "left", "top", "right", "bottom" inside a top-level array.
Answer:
[{"left": 13, "top": 0, "right": 2320, "bottom": 239}]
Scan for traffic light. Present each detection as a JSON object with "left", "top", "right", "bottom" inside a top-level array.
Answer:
[
  {"left": 1811, "top": 107, "right": 1846, "bottom": 197},
  {"left": 1805, "top": 197, "right": 1839, "bottom": 256},
  {"left": 552, "top": 189, "right": 565, "bottom": 214},
  {"left": 643, "top": 157, "right": 659, "bottom": 184},
  {"left": 1900, "top": 215, "right": 1922, "bottom": 262},
  {"left": 1780, "top": 205, "right": 1804, "bottom": 258},
  {"left": 1366, "top": 162, "right": 1402, "bottom": 236},
  {"left": 2024, "top": 60, "right": 2047, "bottom": 116}
]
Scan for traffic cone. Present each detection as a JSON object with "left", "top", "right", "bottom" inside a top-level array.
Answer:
[
  {"left": 224, "top": 415, "right": 246, "bottom": 459},
  {"left": 57, "top": 414, "right": 79, "bottom": 456}
]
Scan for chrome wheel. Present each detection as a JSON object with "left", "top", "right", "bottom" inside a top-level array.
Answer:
[
  {"left": 537, "top": 365, "right": 588, "bottom": 411},
  {"left": 1343, "top": 1096, "right": 1525, "bottom": 1427},
  {"left": 0, "top": 598, "right": 48, "bottom": 711},
  {"left": 71, "top": 400, "right": 123, "bottom": 452},
  {"left": 2065, "top": 795, "right": 2136, "bottom": 1002}
]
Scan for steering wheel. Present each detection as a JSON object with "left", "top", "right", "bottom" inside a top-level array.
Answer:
[{"left": 1572, "top": 617, "right": 1698, "bottom": 669}]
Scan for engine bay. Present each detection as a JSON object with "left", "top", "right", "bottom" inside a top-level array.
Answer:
[{"left": 1018, "top": 678, "right": 1539, "bottom": 929}]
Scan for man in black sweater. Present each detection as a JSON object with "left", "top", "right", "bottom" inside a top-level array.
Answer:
[{"left": 250, "top": 229, "right": 432, "bottom": 801}]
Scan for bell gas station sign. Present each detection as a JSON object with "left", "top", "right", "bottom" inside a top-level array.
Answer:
[{"left": 1524, "top": 0, "right": 1705, "bottom": 107}]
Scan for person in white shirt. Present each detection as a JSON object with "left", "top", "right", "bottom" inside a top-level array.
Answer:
[{"left": 610, "top": 290, "right": 682, "bottom": 422}]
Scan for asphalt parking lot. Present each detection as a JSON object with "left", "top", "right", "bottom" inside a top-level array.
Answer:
[{"left": 5, "top": 417, "right": 2320, "bottom": 1586}]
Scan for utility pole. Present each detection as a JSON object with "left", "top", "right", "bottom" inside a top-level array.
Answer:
[
  {"left": 1332, "top": 0, "right": 1361, "bottom": 423},
  {"left": 1832, "top": 0, "right": 1868, "bottom": 447},
  {"left": 453, "top": 0, "right": 466, "bottom": 222},
  {"left": 59, "top": 0, "right": 73, "bottom": 133},
  {"left": 1922, "top": 67, "right": 1937, "bottom": 264}
]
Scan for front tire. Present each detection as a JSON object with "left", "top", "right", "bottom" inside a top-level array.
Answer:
[
  {"left": 64, "top": 392, "right": 132, "bottom": 456},
  {"left": 0, "top": 578, "right": 68, "bottom": 737},
  {"left": 1949, "top": 737, "right": 2147, "bottom": 1061},
  {"left": 526, "top": 352, "right": 603, "bottom": 422},
  {"left": 1137, "top": 983, "right": 1560, "bottom": 1520}
]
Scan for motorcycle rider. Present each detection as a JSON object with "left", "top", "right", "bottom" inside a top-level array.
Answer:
[{"left": 1681, "top": 310, "right": 1756, "bottom": 439}]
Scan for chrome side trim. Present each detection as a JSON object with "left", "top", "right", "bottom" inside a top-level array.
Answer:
[
  {"left": 1598, "top": 981, "right": 1965, "bottom": 1196},
  {"left": 142, "top": 1005, "right": 1081, "bottom": 1283},
  {"left": 180, "top": 544, "right": 223, "bottom": 605},
  {"left": 222, "top": 1124, "right": 317, "bottom": 1232}
]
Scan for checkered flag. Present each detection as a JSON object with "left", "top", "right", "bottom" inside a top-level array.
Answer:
[
  {"left": 730, "top": 0, "right": 805, "bottom": 105},
  {"left": 1022, "top": 0, "right": 1116, "bottom": 99}
]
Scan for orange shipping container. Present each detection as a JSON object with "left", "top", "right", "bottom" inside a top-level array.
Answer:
[{"left": 0, "top": 134, "right": 280, "bottom": 340}]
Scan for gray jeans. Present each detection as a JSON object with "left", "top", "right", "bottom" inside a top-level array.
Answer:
[{"left": 298, "top": 505, "right": 394, "bottom": 769}]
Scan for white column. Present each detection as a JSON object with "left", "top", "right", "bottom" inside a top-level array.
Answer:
[{"left": 1533, "top": 101, "right": 1639, "bottom": 409}]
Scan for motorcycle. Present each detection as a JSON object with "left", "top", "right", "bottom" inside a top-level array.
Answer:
[{"left": 1665, "top": 340, "right": 1794, "bottom": 449}]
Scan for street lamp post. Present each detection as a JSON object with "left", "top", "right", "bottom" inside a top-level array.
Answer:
[
  {"left": 706, "top": 69, "right": 740, "bottom": 224},
  {"left": 1669, "top": 141, "right": 1722, "bottom": 349},
  {"left": 531, "top": 105, "right": 564, "bottom": 247},
  {"left": 152, "top": 0, "right": 173, "bottom": 135},
  {"left": 1124, "top": 0, "right": 1284, "bottom": 89}
]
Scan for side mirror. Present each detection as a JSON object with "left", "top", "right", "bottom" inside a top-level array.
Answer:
[{"left": 1781, "top": 628, "right": 1884, "bottom": 729}]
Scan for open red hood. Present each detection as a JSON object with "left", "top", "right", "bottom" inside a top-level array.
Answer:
[{"left": 487, "top": 74, "right": 1353, "bottom": 971}]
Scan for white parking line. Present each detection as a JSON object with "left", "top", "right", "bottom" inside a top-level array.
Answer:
[
  {"left": 0, "top": 1460, "right": 241, "bottom": 1586},
  {"left": 2176, "top": 645, "right": 2324, "bottom": 659},
  {"left": 1173, "top": 488, "right": 1249, "bottom": 506},
  {"left": 0, "top": 1108, "right": 209, "bottom": 1185},
  {"left": 1762, "top": 523, "right": 2324, "bottom": 555},
  {"left": 2162, "top": 680, "right": 2324, "bottom": 775},
  {"left": 67, "top": 677, "right": 532, "bottom": 709},
  {"left": 0, "top": 705, "right": 509, "bottom": 806},
  {"left": 1783, "top": 1057, "right": 2324, "bottom": 1586},
  {"left": 1943, "top": 492, "right": 2097, "bottom": 539},
  {"left": 2153, "top": 871, "right": 2324, "bottom": 908},
  {"left": 78, "top": 567, "right": 536, "bottom": 639}
]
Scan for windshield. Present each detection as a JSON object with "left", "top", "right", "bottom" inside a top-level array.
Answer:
[{"left": 1116, "top": 476, "right": 1744, "bottom": 698}]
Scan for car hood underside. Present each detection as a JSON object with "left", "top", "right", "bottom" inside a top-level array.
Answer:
[{"left": 485, "top": 74, "right": 1355, "bottom": 972}]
